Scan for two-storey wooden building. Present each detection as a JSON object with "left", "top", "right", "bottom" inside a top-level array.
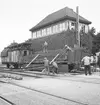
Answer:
[{"left": 30, "top": 7, "right": 91, "bottom": 39}]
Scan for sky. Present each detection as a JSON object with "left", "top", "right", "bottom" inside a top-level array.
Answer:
[{"left": 0, "top": 0, "right": 100, "bottom": 52}]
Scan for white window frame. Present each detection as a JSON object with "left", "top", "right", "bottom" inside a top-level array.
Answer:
[
  {"left": 33, "top": 32, "right": 36, "bottom": 38},
  {"left": 53, "top": 25, "right": 56, "bottom": 34},
  {"left": 65, "top": 21, "right": 68, "bottom": 30},
  {"left": 55, "top": 24, "right": 59, "bottom": 33},
  {"left": 37, "top": 30, "right": 41, "bottom": 37}
]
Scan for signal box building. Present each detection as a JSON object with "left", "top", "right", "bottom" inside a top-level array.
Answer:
[
  {"left": 30, "top": 7, "right": 91, "bottom": 39},
  {"left": 28, "top": 7, "right": 92, "bottom": 52}
]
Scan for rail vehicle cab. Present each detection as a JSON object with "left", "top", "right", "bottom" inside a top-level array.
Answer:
[{"left": 1, "top": 42, "right": 33, "bottom": 69}]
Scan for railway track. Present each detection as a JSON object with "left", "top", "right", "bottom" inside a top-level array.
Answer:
[
  {"left": 0, "top": 68, "right": 100, "bottom": 84},
  {"left": 22, "top": 71, "right": 100, "bottom": 84},
  {"left": 0, "top": 80, "right": 88, "bottom": 105},
  {"left": 0, "top": 81, "right": 15, "bottom": 105},
  {"left": 0, "top": 68, "right": 100, "bottom": 105},
  {"left": 0, "top": 95, "right": 16, "bottom": 105}
]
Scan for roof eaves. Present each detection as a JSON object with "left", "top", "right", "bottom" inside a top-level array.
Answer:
[
  {"left": 29, "top": 16, "right": 91, "bottom": 32},
  {"left": 29, "top": 16, "right": 68, "bottom": 32}
]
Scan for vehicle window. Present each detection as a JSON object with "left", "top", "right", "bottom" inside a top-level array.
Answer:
[{"left": 23, "top": 50, "right": 27, "bottom": 56}]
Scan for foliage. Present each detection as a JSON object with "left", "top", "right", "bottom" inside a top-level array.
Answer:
[
  {"left": 80, "top": 27, "right": 93, "bottom": 54},
  {"left": 80, "top": 27, "right": 100, "bottom": 54},
  {"left": 91, "top": 29, "right": 100, "bottom": 54},
  {"left": 89, "top": 27, "right": 96, "bottom": 36}
]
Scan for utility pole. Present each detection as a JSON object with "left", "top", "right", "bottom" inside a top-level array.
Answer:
[{"left": 76, "top": 6, "right": 80, "bottom": 47}]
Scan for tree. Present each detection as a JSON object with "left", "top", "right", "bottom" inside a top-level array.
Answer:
[
  {"left": 89, "top": 27, "right": 96, "bottom": 36},
  {"left": 91, "top": 32, "right": 100, "bottom": 54}
]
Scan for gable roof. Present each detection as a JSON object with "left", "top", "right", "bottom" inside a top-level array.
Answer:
[{"left": 30, "top": 7, "right": 91, "bottom": 32}]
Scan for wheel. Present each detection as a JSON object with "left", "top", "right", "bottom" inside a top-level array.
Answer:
[
  {"left": 6, "top": 63, "right": 10, "bottom": 68},
  {"left": 13, "top": 64, "right": 18, "bottom": 69},
  {"left": 68, "top": 63, "right": 74, "bottom": 72}
]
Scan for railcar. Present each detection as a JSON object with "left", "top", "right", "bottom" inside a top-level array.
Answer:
[{"left": 1, "top": 42, "right": 33, "bottom": 68}]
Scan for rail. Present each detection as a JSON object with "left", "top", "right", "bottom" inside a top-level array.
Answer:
[
  {"left": 1, "top": 80, "right": 89, "bottom": 105},
  {"left": 0, "top": 95, "right": 16, "bottom": 105}
]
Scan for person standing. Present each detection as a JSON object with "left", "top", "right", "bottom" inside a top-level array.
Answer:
[
  {"left": 81, "top": 55, "right": 91, "bottom": 75},
  {"left": 64, "top": 45, "right": 73, "bottom": 60},
  {"left": 90, "top": 54, "right": 95, "bottom": 72},
  {"left": 43, "top": 57, "right": 49, "bottom": 75},
  {"left": 43, "top": 41, "right": 48, "bottom": 53},
  {"left": 91, "top": 54, "right": 98, "bottom": 72},
  {"left": 98, "top": 54, "right": 100, "bottom": 68}
]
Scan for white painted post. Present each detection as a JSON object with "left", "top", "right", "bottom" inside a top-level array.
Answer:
[
  {"left": 76, "top": 6, "right": 80, "bottom": 47},
  {"left": 26, "top": 54, "right": 39, "bottom": 68},
  {"left": 49, "top": 54, "right": 59, "bottom": 64}
]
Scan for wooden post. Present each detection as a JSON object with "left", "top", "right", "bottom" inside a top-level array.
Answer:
[
  {"left": 49, "top": 54, "right": 59, "bottom": 64},
  {"left": 26, "top": 54, "right": 39, "bottom": 68},
  {"left": 76, "top": 6, "right": 80, "bottom": 47}
]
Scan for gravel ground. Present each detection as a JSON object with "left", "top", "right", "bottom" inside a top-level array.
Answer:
[
  {"left": 0, "top": 82, "right": 82, "bottom": 105},
  {"left": 0, "top": 98, "right": 10, "bottom": 105},
  {"left": 8, "top": 74, "right": 100, "bottom": 105},
  {"left": 0, "top": 73, "right": 100, "bottom": 105}
]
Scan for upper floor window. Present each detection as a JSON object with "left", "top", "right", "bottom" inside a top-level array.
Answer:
[
  {"left": 79, "top": 23, "right": 82, "bottom": 32},
  {"left": 47, "top": 27, "right": 52, "bottom": 35},
  {"left": 69, "top": 21, "right": 75, "bottom": 30},
  {"left": 62, "top": 22, "right": 65, "bottom": 30},
  {"left": 43, "top": 29, "right": 46, "bottom": 36},
  {"left": 41, "top": 29, "right": 46, "bottom": 36},
  {"left": 71, "top": 22, "right": 75, "bottom": 30},
  {"left": 65, "top": 21, "right": 68, "bottom": 30},
  {"left": 49, "top": 27, "right": 52, "bottom": 34},
  {"left": 42, "top": 29, "right": 44, "bottom": 36},
  {"left": 55, "top": 25, "right": 59, "bottom": 33},
  {"left": 71, "top": 22, "right": 75, "bottom": 26},
  {"left": 85, "top": 25, "right": 89, "bottom": 33},
  {"left": 53, "top": 25, "right": 56, "bottom": 33},
  {"left": 59, "top": 22, "right": 65, "bottom": 32},
  {"left": 33, "top": 32, "right": 36, "bottom": 38},
  {"left": 37, "top": 30, "right": 41, "bottom": 37},
  {"left": 47, "top": 28, "right": 49, "bottom": 35},
  {"left": 81, "top": 24, "right": 85, "bottom": 32},
  {"left": 59, "top": 23, "right": 62, "bottom": 31}
]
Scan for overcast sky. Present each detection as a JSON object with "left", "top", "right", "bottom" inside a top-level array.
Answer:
[{"left": 0, "top": 0, "right": 100, "bottom": 52}]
